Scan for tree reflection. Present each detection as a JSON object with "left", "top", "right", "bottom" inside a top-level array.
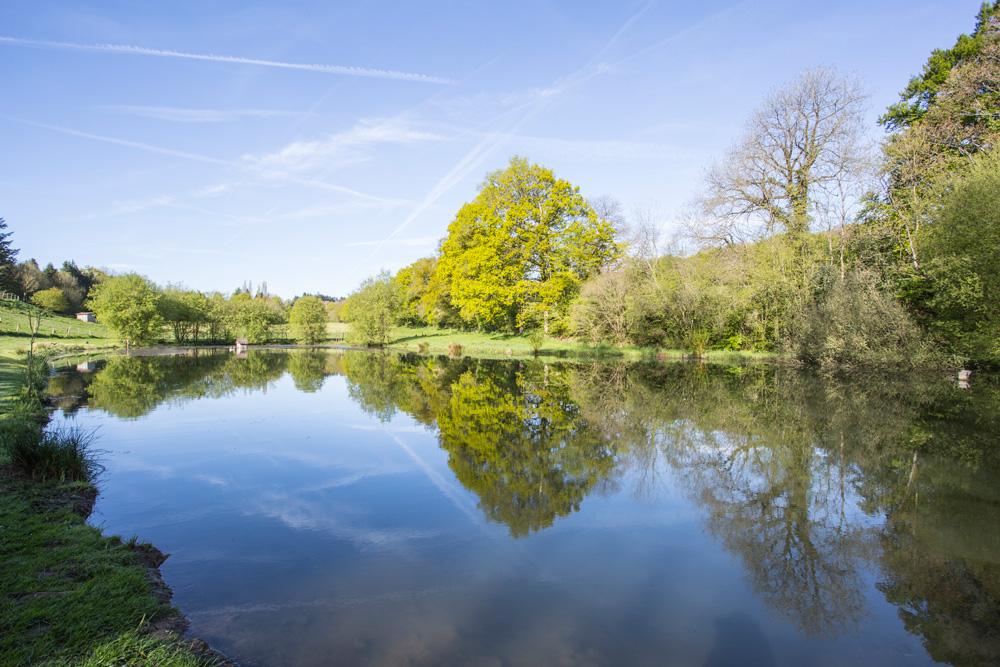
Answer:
[
  {"left": 342, "top": 353, "right": 618, "bottom": 536},
  {"left": 72, "top": 350, "right": 286, "bottom": 418},
  {"left": 287, "top": 350, "right": 328, "bottom": 393},
  {"left": 435, "top": 364, "right": 617, "bottom": 537}
]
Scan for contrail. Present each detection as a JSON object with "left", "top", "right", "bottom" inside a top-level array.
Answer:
[
  {"left": 5, "top": 117, "right": 401, "bottom": 204},
  {"left": 12, "top": 118, "right": 234, "bottom": 166},
  {"left": 366, "top": 1, "right": 746, "bottom": 259},
  {"left": 365, "top": 2, "right": 653, "bottom": 258},
  {"left": 383, "top": 429, "right": 485, "bottom": 528},
  {"left": 0, "top": 35, "right": 456, "bottom": 84}
]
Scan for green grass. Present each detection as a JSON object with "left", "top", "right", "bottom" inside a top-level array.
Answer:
[
  {"left": 5, "top": 423, "right": 101, "bottom": 484},
  {"left": 72, "top": 629, "right": 215, "bottom": 667},
  {"left": 380, "top": 325, "right": 778, "bottom": 362},
  {"left": 0, "top": 474, "right": 205, "bottom": 665}
]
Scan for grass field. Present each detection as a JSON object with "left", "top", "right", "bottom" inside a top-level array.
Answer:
[{"left": 380, "top": 325, "right": 777, "bottom": 362}]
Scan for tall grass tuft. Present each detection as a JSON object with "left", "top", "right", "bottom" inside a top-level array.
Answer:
[
  {"left": 527, "top": 329, "right": 545, "bottom": 356},
  {"left": 4, "top": 422, "right": 102, "bottom": 483}
]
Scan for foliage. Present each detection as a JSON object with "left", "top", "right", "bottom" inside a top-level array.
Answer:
[
  {"left": 344, "top": 272, "right": 400, "bottom": 346},
  {"left": 160, "top": 288, "right": 210, "bottom": 344},
  {"left": 527, "top": 328, "right": 545, "bottom": 355},
  {"left": 920, "top": 149, "right": 1000, "bottom": 359},
  {"left": 5, "top": 423, "right": 101, "bottom": 483},
  {"left": 288, "top": 295, "right": 328, "bottom": 344},
  {"left": 30, "top": 286, "right": 71, "bottom": 314},
  {"left": 0, "top": 217, "right": 19, "bottom": 293},
  {"left": 226, "top": 293, "right": 279, "bottom": 343},
  {"left": 569, "top": 270, "right": 632, "bottom": 345},
  {"left": 880, "top": 1, "right": 1000, "bottom": 131},
  {"left": 435, "top": 157, "right": 620, "bottom": 333},
  {"left": 393, "top": 257, "right": 438, "bottom": 325},
  {"left": 789, "top": 269, "right": 938, "bottom": 369},
  {"left": 86, "top": 274, "right": 163, "bottom": 349}
]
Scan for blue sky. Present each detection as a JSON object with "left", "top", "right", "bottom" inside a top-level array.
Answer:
[{"left": 0, "top": 1, "right": 983, "bottom": 297}]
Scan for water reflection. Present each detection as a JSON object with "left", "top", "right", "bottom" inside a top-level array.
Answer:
[{"left": 47, "top": 350, "right": 1000, "bottom": 666}]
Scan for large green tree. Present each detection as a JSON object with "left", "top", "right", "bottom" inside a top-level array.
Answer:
[
  {"left": 880, "top": 1, "right": 1000, "bottom": 132},
  {"left": 86, "top": 274, "right": 163, "bottom": 351},
  {"left": 226, "top": 293, "right": 278, "bottom": 343},
  {"left": 920, "top": 149, "right": 1000, "bottom": 358},
  {"left": 344, "top": 272, "right": 401, "bottom": 346},
  {"left": 874, "top": 2, "right": 1000, "bottom": 273},
  {"left": 435, "top": 157, "right": 619, "bottom": 333},
  {"left": 288, "top": 295, "right": 328, "bottom": 344}
]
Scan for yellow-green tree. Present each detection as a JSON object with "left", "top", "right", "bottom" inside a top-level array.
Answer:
[
  {"left": 30, "top": 286, "right": 70, "bottom": 314},
  {"left": 393, "top": 257, "right": 437, "bottom": 325},
  {"left": 436, "top": 157, "right": 620, "bottom": 333},
  {"left": 86, "top": 273, "right": 163, "bottom": 351},
  {"left": 344, "top": 272, "right": 400, "bottom": 346},
  {"left": 288, "top": 295, "right": 328, "bottom": 344}
]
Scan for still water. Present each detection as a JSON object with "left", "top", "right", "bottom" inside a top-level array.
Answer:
[{"left": 47, "top": 350, "right": 1000, "bottom": 666}]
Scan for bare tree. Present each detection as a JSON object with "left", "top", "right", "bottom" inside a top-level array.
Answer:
[
  {"left": 697, "top": 68, "right": 868, "bottom": 245},
  {"left": 814, "top": 134, "right": 877, "bottom": 279}
]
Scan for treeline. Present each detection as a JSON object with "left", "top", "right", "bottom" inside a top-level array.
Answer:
[
  {"left": 344, "top": 3, "right": 1000, "bottom": 368},
  {"left": 84, "top": 276, "right": 334, "bottom": 349}
]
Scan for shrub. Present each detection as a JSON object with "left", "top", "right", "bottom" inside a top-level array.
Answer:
[
  {"left": 527, "top": 329, "right": 545, "bottom": 355},
  {"left": 789, "top": 269, "right": 941, "bottom": 369},
  {"left": 5, "top": 424, "right": 101, "bottom": 483},
  {"left": 0, "top": 415, "right": 42, "bottom": 465},
  {"left": 31, "top": 287, "right": 71, "bottom": 314},
  {"left": 570, "top": 270, "right": 631, "bottom": 345},
  {"left": 687, "top": 330, "right": 711, "bottom": 357}
]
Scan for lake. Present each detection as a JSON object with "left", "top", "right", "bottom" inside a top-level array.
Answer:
[{"left": 46, "top": 350, "right": 1000, "bottom": 666}]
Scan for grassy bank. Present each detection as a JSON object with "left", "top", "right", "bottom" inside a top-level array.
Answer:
[
  {"left": 380, "top": 325, "right": 777, "bottom": 362},
  {"left": 0, "top": 349, "right": 223, "bottom": 666}
]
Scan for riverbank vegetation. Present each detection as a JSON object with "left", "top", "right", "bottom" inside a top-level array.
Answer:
[{"left": 0, "top": 353, "right": 225, "bottom": 665}]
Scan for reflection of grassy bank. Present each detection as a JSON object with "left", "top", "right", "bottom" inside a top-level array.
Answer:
[{"left": 0, "top": 353, "right": 225, "bottom": 665}]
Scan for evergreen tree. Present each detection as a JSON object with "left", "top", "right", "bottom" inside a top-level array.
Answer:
[{"left": 0, "top": 218, "right": 20, "bottom": 294}]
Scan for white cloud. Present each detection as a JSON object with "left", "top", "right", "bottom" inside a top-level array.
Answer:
[{"left": 245, "top": 118, "right": 444, "bottom": 172}]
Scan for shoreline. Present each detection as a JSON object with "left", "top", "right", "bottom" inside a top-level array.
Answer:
[
  {"left": 0, "top": 347, "right": 237, "bottom": 666},
  {"left": 0, "top": 463, "right": 237, "bottom": 666}
]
